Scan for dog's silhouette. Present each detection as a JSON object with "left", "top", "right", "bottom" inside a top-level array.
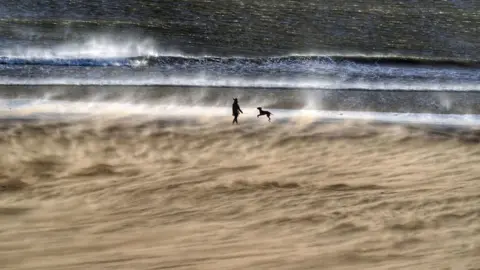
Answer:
[{"left": 257, "top": 107, "right": 273, "bottom": 122}]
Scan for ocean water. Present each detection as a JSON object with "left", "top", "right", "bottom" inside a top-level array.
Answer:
[
  {"left": 0, "top": 0, "right": 479, "bottom": 91},
  {"left": 0, "top": 1, "right": 478, "bottom": 116},
  {"left": 1, "top": 1, "right": 480, "bottom": 270}
]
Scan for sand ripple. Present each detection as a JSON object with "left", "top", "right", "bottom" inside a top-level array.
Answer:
[{"left": 0, "top": 117, "right": 479, "bottom": 269}]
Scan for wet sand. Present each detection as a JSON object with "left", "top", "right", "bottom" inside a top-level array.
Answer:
[
  {"left": 3, "top": 85, "right": 480, "bottom": 114},
  {"left": 1, "top": 116, "right": 479, "bottom": 270}
]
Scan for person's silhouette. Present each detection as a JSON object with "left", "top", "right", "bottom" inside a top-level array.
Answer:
[{"left": 232, "top": 98, "right": 243, "bottom": 124}]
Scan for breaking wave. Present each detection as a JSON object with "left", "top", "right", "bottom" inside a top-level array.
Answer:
[
  {"left": 0, "top": 55, "right": 480, "bottom": 68},
  {"left": 1, "top": 54, "right": 479, "bottom": 69},
  {"left": 0, "top": 37, "right": 478, "bottom": 90}
]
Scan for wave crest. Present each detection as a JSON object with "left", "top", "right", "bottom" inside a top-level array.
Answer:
[{"left": 1, "top": 54, "right": 479, "bottom": 68}]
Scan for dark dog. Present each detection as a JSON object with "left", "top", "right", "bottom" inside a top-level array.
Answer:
[{"left": 257, "top": 107, "right": 273, "bottom": 122}]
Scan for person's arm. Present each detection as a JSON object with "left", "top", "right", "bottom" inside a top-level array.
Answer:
[{"left": 239, "top": 107, "right": 243, "bottom": 113}]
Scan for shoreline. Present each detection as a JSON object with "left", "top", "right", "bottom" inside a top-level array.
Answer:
[{"left": 1, "top": 85, "right": 480, "bottom": 115}]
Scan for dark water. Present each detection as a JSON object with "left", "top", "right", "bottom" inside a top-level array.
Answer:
[
  {"left": 0, "top": 0, "right": 479, "bottom": 111},
  {"left": 1, "top": 0, "right": 479, "bottom": 57}
]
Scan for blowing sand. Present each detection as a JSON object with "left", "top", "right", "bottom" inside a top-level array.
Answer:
[{"left": 0, "top": 116, "right": 479, "bottom": 270}]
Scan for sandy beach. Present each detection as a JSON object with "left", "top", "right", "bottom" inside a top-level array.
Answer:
[{"left": 1, "top": 116, "right": 479, "bottom": 270}]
